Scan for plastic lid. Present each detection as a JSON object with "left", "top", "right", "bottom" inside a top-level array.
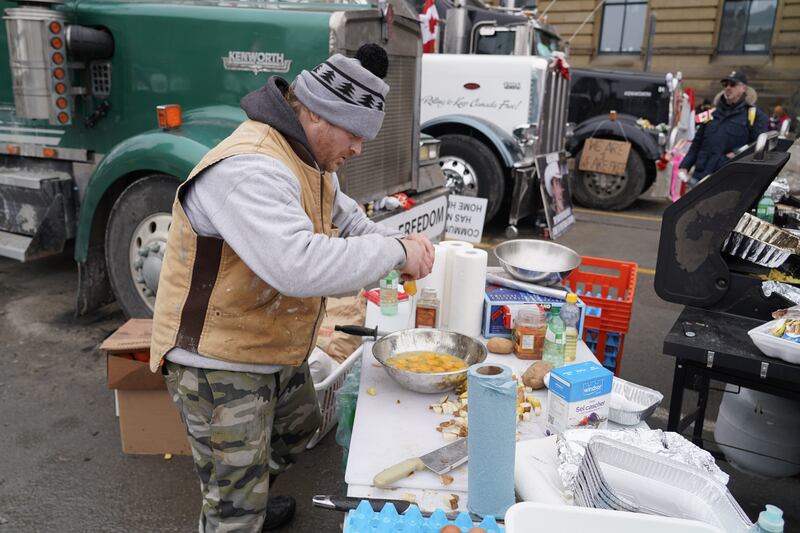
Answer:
[
  {"left": 550, "top": 306, "right": 561, "bottom": 315},
  {"left": 516, "top": 306, "right": 545, "bottom": 326},
  {"left": 757, "top": 505, "right": 784, "bottom": 532},
  {"left": 566, "top": 293, "right": 577, "bottom": 303},
  {"left": 420, "top": 287, "right": 438, "bottom": 299}
]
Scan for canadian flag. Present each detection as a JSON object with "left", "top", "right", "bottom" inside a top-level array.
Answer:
[{"left": 420, "top": 0, "right": 439, "bottom": 53}]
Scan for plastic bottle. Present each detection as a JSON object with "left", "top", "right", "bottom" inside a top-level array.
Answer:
[
  {"left": 542, "top": 306, "right": 566, "bottom": 368},
  {"left": 561, "top": 293, "right": 580, "bottom": 363},
  {"left": 380, "top": 271, "right": 398, "bottom": 316},
  {"left": 513, "top": 306, "right": 547, "bottom": 359},
  {"left": 756, "top": 194, "right": 775, "bottom": 223},
  {"left": 750, "top": 505, "right": 784, "bottom": 532}
]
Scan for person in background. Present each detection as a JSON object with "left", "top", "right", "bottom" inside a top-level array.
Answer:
[
  {"left": 678, "top": 70, "right": 767, "bottom": 187},
  {"left": 769, "top": 104, "right": 790, "bottom": 132},
  {"left": 149, "top": 44, "right": 434, "bottom": 532},
  {"left": 695, "top": 98, "right": 713, "bottom": 115}
]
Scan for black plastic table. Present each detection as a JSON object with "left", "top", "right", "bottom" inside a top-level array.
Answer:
[{"left": 663, "top": 306, "right": 800, "bottom": 448}]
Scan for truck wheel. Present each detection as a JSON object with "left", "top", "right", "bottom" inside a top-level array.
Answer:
[
  {"left": 105, "top": 175, "right": 178, "bottom": 318},
  {"left": 438, "top": 134, "right": 505, "bottom": 222},
  {"left": 571, "top": 147, "right": 646, "bottom": 211}
]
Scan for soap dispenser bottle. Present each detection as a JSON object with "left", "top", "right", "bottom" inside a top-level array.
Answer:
[{"left": 750, "top": 505, "right": 784, "bottom": 533}]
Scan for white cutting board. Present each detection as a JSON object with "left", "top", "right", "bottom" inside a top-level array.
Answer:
[{"left": 344, "top": 301, "right": 597, "bottom": 493}]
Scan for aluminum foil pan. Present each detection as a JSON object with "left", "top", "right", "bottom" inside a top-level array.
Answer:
[
  {"left": 578, "top": 436, "right": 752, "bottom": 533},
  {"left": 556, "top": 428, "right": 729, "bottom": 498},
  {"left": 762, "top": 280, "right": 800, "bottom": 305},
  {"left": 608, "top": 377, "right": 664, "bottom": 426},
  {"left": 722, "top": 213, "right": 798, "bottom": 268}
]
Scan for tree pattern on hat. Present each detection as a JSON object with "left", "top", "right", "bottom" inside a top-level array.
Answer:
[{"left": 307, "top": 60, "right": 386, "bottom": 112}]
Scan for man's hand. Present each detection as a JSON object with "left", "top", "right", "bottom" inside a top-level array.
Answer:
[
  {"left": 399, "top": 233, "right": 434, "bottom": 280},
  {"left": 678, "top": 169, "right": 690, "bottom": 183}
]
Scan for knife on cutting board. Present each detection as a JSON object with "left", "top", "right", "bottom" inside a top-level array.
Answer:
[{"left": 373, "top": 438, "right": 467, "bottom": 488}]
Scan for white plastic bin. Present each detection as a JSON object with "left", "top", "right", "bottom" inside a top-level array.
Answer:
[
  {"left": 504, "top": 502, "right": 724, "bottom": 533},
  {"left": 306, "top": 346, "right": 362, "bottom": 449}
]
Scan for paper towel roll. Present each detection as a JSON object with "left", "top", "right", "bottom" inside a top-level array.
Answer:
[
  {"left": 467, "top": 363, "right": 517, "bottom": 518},
  {"left": 416, "top": 244, "right": 446, "bottom": 302},
  {"left": 438, "top": 241, "right": 474, "bottom": 329},
  {"left": 446, "top": 248, "right": 487, "bottom": 337}
]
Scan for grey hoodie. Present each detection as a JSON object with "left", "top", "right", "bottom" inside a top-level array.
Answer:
[{"left": 166, "top": 77, "right": 405, "bottom": 373}]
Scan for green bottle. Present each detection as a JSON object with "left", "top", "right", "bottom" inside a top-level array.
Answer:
[
  {"left": 380, "top": 271, "right": 398, "bottom": 316},
  {"left": 542, "top": 307, "right": 566, "bottom": 368},
  {"left": 757, "top": 194, "right": 775, "bottom": 223}
]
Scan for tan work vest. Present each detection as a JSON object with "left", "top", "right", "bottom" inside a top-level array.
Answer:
[{"left": 150, "top": 120, "right": 334, "bottom": 371}]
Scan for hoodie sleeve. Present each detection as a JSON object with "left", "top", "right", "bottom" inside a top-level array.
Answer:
[
  {"left": 331, "top": 173, "right": 404, "bottom": 238},
  {"left": 680, "top": 122, "right": 705, "bottom": 171},
  {"left": 750, "top": 109, "right": 769, "bottom": 143},
  {"left": 184, "top": 154, "right": 406, "bottom": 298}
]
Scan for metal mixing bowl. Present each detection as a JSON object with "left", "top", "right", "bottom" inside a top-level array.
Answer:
[
  {"left": 372, "top": 329, "right": 487, "bottom": 394},
  {"left": 494, "top": 239, "right": 581, "bottom": 285}
]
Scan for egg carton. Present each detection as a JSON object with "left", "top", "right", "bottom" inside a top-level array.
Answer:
[{"left": 345, "top": 500, "right": 503, "bottom": 533}]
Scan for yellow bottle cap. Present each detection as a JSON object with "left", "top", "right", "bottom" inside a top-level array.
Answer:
[{"left": 566, "top": 293, "right": 578, "bottom": 303}]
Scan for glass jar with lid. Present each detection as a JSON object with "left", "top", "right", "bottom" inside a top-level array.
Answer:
[{"left": 513, "top": 305, "right": 547, "bottom": 359}]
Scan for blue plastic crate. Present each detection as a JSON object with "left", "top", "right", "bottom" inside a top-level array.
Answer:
[
  {"left": 582, "top": 328, "right": 624, "bottom": 375},
  {"left": 344, "top": 500, "right": 503, "bottom": 533}
]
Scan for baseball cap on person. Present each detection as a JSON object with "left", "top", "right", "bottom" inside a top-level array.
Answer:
[
  {"left": 293, "top": 44, "right": 390, "bottom": 141},
  {"left": 721, "top": 70, "right": 748, "bottom": 86}
]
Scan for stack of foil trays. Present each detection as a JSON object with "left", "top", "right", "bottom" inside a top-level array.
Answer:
[
  {"left": 574, "top": 436, "right": 752, "bottom": 532},
  {"left": 722, "top": 213, "right": 799, "bottom": 268}
]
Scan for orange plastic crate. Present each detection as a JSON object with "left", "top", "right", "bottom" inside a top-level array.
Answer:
[{"left": 563, "top": 256, "right": 638, "bottom": 335}]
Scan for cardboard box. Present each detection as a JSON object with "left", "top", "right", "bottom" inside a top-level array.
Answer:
[
  {"left": 116, "top": 389, "right": 191, "bottom": 455},
  {"left": 102, "top": 319, "right": 190, "bottom": 455},
  {"left": 482, "top": 284, "right": 585, "bottom": 338},
  {"left": 546, "top": 361, "right": 612, "bottom": 435}
]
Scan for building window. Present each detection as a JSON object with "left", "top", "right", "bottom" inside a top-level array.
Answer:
[
  {"left": 599, "top": 0, "right": 648, "bottom": 54},
  {"left": 718, "top": 0, "right": 778, "bottom": 54}
]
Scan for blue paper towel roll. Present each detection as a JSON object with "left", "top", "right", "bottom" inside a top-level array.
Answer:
[{"left": 467, "top": 362, "right": 517, "bottom": 518}]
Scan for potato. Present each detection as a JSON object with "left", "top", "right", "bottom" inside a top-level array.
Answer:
[
  {"left": 522, "top": 361, "right": 553, "bottom": 389},
  {"left": 487, "top": 337, "right": 514, "bottom": 354}
]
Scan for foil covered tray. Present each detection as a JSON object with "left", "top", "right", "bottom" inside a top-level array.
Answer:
[
  {"left": 608, "top": 377, "right": 664, "bottom": 426},
  {"left": 576, "top": 436, "right": 752, "bottom": 533},
  {"left": 722, "top": 213, "right": 798, "bottom": 268}
]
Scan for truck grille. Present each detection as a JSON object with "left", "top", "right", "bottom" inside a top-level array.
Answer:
[
  {"left": 338, "top": 54, "right": 416, "bottom": 203},
  {"left": 536, "top": 63, "right": 570, "bottom": 155}
]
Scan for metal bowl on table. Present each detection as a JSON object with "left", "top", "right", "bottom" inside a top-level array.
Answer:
[
  {"left": 494, "top": 239, "right": 581, "bottom": 285},
  {"left": 372, "top": 329, "right": 487, "bottom": 394}
]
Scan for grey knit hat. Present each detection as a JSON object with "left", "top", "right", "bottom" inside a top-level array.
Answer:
[{"left": 294, "top": 53, "right": 390, "bottom": 141}]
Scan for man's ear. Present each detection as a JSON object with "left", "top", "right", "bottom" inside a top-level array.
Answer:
[{"left": 308, "top": 110, "right": 322, "bottom": 123}]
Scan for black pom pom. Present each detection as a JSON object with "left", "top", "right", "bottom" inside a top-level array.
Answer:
[{"left": 355, "top": 43, "right": 388, "bottom": 79}]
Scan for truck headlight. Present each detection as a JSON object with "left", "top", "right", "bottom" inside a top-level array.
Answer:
[{"left": 419, "top": 138, "right": 441, "bottom": 164}]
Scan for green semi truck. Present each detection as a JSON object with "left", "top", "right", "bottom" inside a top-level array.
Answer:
[{"left": 0, "top": 0, "right": 446, "bottom": 317}]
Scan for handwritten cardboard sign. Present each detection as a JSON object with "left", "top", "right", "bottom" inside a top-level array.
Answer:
[{"left": 579, "top": 138, "right": 631, "bottom": 176}]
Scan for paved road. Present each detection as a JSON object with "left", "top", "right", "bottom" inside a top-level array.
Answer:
[{"left": 0, "top": 197, "right": 796, "bottom": 531}]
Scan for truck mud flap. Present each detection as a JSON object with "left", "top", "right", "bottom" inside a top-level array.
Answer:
[
  {"left": 0, "top": 171, "right": 75, "bottom": 261},
  {"left": 508, "top": 163, "right": 538, "bottom": 228}
]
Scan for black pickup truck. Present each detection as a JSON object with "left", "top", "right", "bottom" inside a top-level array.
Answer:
[{"left": 567, "top": 68, "right": 672, "bottom": 210}]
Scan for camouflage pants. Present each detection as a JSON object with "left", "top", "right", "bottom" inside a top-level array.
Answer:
[{"left": 163, "top": 361, "right": 322, "bottom": 533}]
